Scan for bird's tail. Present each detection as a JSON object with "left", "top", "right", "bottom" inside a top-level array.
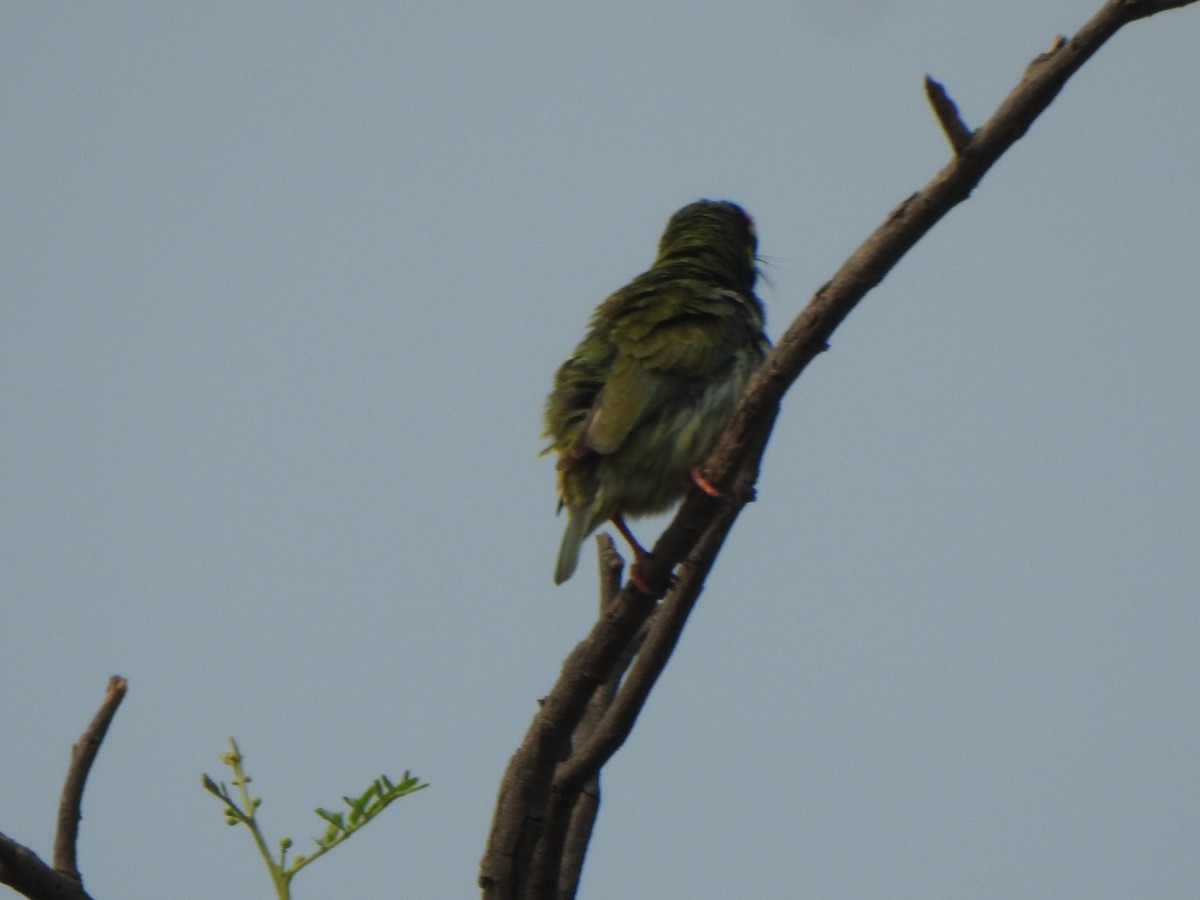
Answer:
[{"left": 554, "top": 510, "right": 592, "bottom": 585}]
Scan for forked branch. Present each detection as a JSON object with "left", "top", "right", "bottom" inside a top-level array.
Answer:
[
  {"left": 0, "top": 676, "right": 127, "bottom": 900},
  {"left": 481, "top": 2, "right": 1196, "bottom": 898}
]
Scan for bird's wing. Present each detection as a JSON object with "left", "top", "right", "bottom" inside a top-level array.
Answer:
[{"left": 582, "top": 285, "right": 752, "bottom": 455}]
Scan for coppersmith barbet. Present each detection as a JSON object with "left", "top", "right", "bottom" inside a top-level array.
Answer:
[{"left": 543, "top": 200, "right": 769, "bottom": 587}]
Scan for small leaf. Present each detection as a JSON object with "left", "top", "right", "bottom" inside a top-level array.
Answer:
[{"left": 314, "top": 807, "right": 343, "bottom": 826}]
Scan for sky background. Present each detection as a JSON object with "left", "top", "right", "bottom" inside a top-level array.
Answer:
[{"left": 3, "top": 2, "right": 1198, "bottom": 898}]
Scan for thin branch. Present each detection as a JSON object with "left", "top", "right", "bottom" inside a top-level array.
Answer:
[
  {"left": 593, "top": 534, "right": 625, "bottom": 611},
  {"left": 924, "top": 77, "right": 973, "bottom": 154},
  {"left": 54, "top": 676, "right": 127, "bottom": 881},
  {"left": 638, "top": 0, "right": 1199, "bottom": 599},
  {"left": 479, "top": 1, "right": 1198, "bottom": 897},
  {"left": 554, "top": 780, "right": 598, "bottom": 900},
  {"left": 0, "top": 676, "right": 126, "bottom": 900}
]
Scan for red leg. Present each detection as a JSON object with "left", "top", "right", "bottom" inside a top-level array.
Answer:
[
  {"left": 610, "top": 515, "right": 659, "bottom": 594},
  {"left": 611, "top": 514, "right": 648, "bottom": 561}
]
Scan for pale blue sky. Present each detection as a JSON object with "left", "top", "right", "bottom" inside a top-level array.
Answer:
[{"left": 3, "top": 3, "right": 1198, "bottom": 898}]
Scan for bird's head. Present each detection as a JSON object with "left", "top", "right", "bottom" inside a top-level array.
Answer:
[{"left": 654, "top": 200, "right": 759, "bottom": 291}]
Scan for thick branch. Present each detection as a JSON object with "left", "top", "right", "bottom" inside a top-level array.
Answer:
[
  {"left": 1129, "top": 0, "right": 1196, "bottom": 16},
  {"left": 553, "top": 433, "right": 767, "bottom": 797},
  {"left": 526, "top": 538, "right": 642, "bottom": 899},
  {"left": 479, "top": 588, "right": 657, "bottom": 898},
  {"left": 480, "top": 1, "right": 1197, "bottom": 897},
  {"left": 0, "top": 836, "right": 93, "bottom": 900},
  {"left": 551, "top": 538, "right": 630, "bottom": 898}
]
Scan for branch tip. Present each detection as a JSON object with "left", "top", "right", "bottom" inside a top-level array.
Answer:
[
  {"left": 54, "top": 676, "right": 129, "bottom": 880},
  {"left": 594, "top": 534, "right": 625, "bottom": 610},
  {"left": 924, "top": 76, "right": 973, "bottom": 155}
]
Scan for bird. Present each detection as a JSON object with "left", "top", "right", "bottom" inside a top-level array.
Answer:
[{"left": 543, "top": 199, "right": 770, "bottom": 589}]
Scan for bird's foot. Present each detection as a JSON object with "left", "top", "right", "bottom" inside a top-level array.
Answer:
[
  {"left": 611, "top": 514, "right": 648, "bottom": 559},
  {"left": 629, "top": 554, "right": 674, "bottom": 597},
  {"left": 611, "top": 515, "right": 670, "bottom": 597}
]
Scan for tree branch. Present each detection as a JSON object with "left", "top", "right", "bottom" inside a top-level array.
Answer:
[
  {"left": 0, "top": 835, "right": 92, "bottom": 900},
  {"left": 552, "top": 538, "right": 628, "bottom": 898},
  {"left": 528, "top": 538, "right": 649, "bottom": 900},
  {"left": 924, "top": 76, "right": 973, "bottom": 155},
  {"left": 1, "top": 676, "right": 126, "bottom": 900},
  {"left": 642, "top": 0, "right": 1198, "bottom": 594},
  {"left": 480, "top": 1, "right": 1198, "bottom": 897},
  {"left": 54, "top": 676, "right": 127, "bottom": 881},
  {"left": 552, "top": 435, "right": 767, "bottom": 799}
]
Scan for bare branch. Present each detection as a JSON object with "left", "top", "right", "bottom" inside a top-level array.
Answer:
[
  {"left": 54, "top": 676, "right": 128, "bottom": 881},
  {"left": 1127, "top": 0, "right": 1198, "bottom": 17},
  {"left": 0, "top": 677, "right": 125, "bottom": 900},
  {"left": 480, "top": 1, "right": 1199, "bottom": 897},
  {"left": 553, "top": 439, "right": 766, "bottom": 798},
  {"left": 554, "top": 779, "right": 598, "bottom": 900},
  {"left": 924, "top": 77, "right": 973, "bottom": 154},
  {"left": 479, "top": 585, "right": 657, "bottom": 898},
  {"left": 503, "top": 539, "right": 654, "bottom": 900},
  {"left": 0, "top": 834, "right": 93, "bottom": 900},
  {"left": 640, "top": 0, "right": 1200, "bottom": 597},
  {"left": 554, "top": 539, "right": 649, "bottom": 897},
  {"left": 593, "top": 533, "right": 625, "bottom": 612}
]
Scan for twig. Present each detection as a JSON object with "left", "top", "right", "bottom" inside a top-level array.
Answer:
[
  {"left": 924, "top": 77, "right": 973, "bottom": 154},
  {"left": 54, "top": 676, "right": 128, "bottom": 881}
]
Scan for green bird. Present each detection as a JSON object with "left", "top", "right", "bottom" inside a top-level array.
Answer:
[{"left": 543, "top": 199, "right": 770, "bottom": 587}]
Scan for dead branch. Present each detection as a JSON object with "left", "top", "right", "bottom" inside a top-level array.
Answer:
[
  {"left": 479, "top": 2, "right": 1198, "bottom": 897},
  {"left": 54, "top": 676, "right": 128, "bottom": 880},
  {"left": 0, "top": 676, "right": 126, "bottom": 900}
]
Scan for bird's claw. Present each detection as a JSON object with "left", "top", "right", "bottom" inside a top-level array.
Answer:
[{"left": 630, "top": 556, "right": 673, "bottom": 597}]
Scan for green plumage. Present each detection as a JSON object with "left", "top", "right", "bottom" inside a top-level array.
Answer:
[{"left": 543, "top": 200, "right": 770, "bottom": 584}]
